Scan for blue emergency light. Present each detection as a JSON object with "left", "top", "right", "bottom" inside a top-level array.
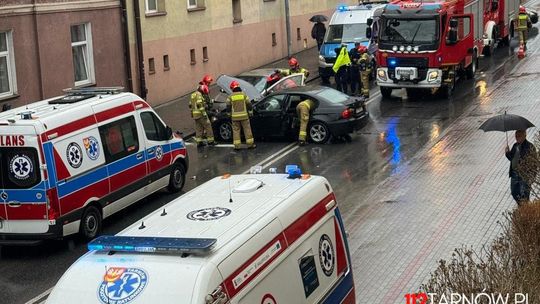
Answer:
[
  {"left": 286, "top": 165, "right": 302, "bottom": 178},
  {"left": 388, "top": 58, "right": 397, "bottom": 67},
  {"left": 88, "top": 235, "right": 217, "bottom": 254},
  {"left": 337, "top": 4, "right": 348, "bottom": 11}
]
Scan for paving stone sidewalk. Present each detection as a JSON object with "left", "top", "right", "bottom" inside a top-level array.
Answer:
[{"left": 345, "top": 39, "right": 540, "bottom": 302}]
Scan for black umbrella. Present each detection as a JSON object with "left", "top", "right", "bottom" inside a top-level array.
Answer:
[
  {"left": 479, "top": 111, "right": 535, "bottom": 145},
  {"left": 310, "top": 15, "right": 328, "bottom": 23}
]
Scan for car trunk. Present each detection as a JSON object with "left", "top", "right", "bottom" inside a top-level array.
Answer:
[{"left": 0, "top": 125, "right": 48, "bottom": 234}]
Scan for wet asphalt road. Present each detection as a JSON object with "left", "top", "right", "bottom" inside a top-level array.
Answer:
[{"left": 0, "top": 30, "right": 536, "bottom": 304}]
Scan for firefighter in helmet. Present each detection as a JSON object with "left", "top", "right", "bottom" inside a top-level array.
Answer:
[
  {"left": 200, "top": 74, "right": 214, "bottom": 109},
  {"left": 278, "top": 58, "right": 310, "bottom": 79},
  {"left": 190, "top": 84, "right": 216, "bottom": 147},
  {"left": 358, "top": 45, "right": 371, "bottom": 99},
  {"left": 516, "top": 6, "right": 532, "bottom": 49},
  {"left": 296, "top": 99, "right": 316, "bottom": 146},
  {"left": 226, "top": 81, "right": 256, "bottom": 150}
]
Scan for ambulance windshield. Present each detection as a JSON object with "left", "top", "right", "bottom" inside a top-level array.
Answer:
[
  {"left": 380, "top": 18, "right": 439, "bottom": 45},
  {"left": 325, "top": 23, "right": 369, "bottom": 43},
  {"left": 0, "top": 147, "right": 41, "bottom": 189}
]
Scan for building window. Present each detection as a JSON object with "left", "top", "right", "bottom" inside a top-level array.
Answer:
[
  {"left": 272, "top": 33, "right": 277, "bottom": 46},
  {"left": 71, "top": 23, "right": 95, "bottom": 87},
  {"left": 146, "top": 0, "right": 157, "bottom": 13},
  {"left": 163, "top": 55, "right": 169, "bottom": 70},
  {"left": 0, "top": 31, "right": 16, "bottom": 99},
  {"left": 190, "top": 49, "right": 196, "bottom": 65},
  {"left": 187, "top": 0, "right": 206, "bottom": 10},
  {"left": 148, "top": 58, "right": 155, "bottom": 74},
  {"left": 297, "top": 28, "right": 301, "bottom": 40},
  {"left": 203, "top": 47, "right": 208, "bottom": 62},
  {"left": 232, "top": 0, "right": 242, "bottom": 23}
]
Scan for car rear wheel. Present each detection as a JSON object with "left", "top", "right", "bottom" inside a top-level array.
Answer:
[
  {"left": 380, "top": 87, "right": 392, "bottom": 98},
  {"left": 167, "top": 162, "right": 186, "bottom": 193},
  {"left": 308, "top": 121, "right": 331, "bottom": 144},
  {"left": 80, "top": 206, "right": 101, "bottom": 240},
  {"left": 217, "top": 121, "right": 233, "bottom": 142}
]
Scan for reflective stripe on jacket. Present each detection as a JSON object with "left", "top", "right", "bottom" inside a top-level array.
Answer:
[
  {"left": 298, "top": 99, "right": 315, "bottom": 111},
  {"left": 518, "top": 13, "right": 529, "bottom": 30},
  {"left": 190, "top": 91, "right": 206, "bottom": 119},
  {"left": 227, "top": 92, "right": 251, "bottom": 121}
]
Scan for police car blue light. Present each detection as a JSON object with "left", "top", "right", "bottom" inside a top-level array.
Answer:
[
  {"left": 88, "top": 235, "right": 217, "bottom": 254},
  {"left": 337, "top": 4, "right": 348, "bottom": 11}
]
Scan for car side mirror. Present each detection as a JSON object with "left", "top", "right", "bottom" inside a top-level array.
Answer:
[
  {"left": 367, "top": 18, "right": 373, "bottom": 26},
  {"left": 165, "top": 126, "right": 173, "bottom": 140},
  {"left": 366, "top": 27, "right": 372, "bottom": 39},
  {"left": 220, "top": 88, "right": 226, "bottom": 93},
  {"left": 449, "top": 19, "right": 458, "bottom": 28}
]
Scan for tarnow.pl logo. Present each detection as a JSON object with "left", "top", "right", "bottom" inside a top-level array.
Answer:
[{"left": 405, "top": 292, "right": 529, "bottom": 304}]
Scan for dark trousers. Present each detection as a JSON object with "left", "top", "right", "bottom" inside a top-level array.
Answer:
[
  {"left": 510, "top": 171, "right": 531, "bottom": 204},
  {"left": 317, "top": 40, "right": 323, "bottom": 51},
  {"left": 335, "top": 68, "right": 349, "bottom": 94},
  {"left": 349, "top": 66, "right": 360, "bottom": 95}
]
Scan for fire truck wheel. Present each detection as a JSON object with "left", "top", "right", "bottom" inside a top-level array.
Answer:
[
  {"left": 80, "top": 206, "right": 102, "bottom": 240},
  {"left": 168, "top": 162, "right": 186, "bottom": 193},
  {"left": 380, "top": 87, "right": 392, "bottom": 99},
  {"left": 466, "top": 51, "right": 477, "bottom": 79}
]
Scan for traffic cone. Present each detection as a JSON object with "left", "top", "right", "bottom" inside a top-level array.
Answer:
[{"left": 517, "top": 44, "right": 526, "bottom": 59}]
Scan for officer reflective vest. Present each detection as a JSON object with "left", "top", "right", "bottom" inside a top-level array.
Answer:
[
  {"left": 518, "top": 13, "right": 529, "bottom": 31},
  {"left": 298, "top": 99, "right": 315, "bottom": 111},
  {"left": 190, "top": 91, "right": 207, "bottom": 119},
  {"left": 228, "top": 92, "right": 251, "bottom": 121}
]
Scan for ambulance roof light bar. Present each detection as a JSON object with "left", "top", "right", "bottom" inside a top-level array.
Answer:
[
  {"left": 63, "top": 87, "right": 125, "bottom": 96},
  {"left": 286, "top": 164, "right": 302, "bottom": 179},
  {"left": 88, "top": 235, "right": 217, "bottom": 254}
]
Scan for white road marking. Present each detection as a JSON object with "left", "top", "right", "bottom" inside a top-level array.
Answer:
[
  {"left": 242, "top": 142, "right": 298, "bottom": 174},
  {"left": 25, "top": 287, "right": 53, "bottom": 304}
]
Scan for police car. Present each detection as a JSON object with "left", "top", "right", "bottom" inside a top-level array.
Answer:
[
  {"left": 318, "top": 2, "right": 387, "bottom": 83},
  {"left": 46, "top": 166, "right": 355, "bottom": 304},
  {"left": 0, "top": 88, "right": 188, "bottom": 244}
]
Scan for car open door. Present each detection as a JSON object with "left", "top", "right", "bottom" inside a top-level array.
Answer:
[
  {"left": 251, "top": 94, "right": 290, "bottom": 138},
  {"left": 262, "top": 74, "right": 305, "bottom": 96}
]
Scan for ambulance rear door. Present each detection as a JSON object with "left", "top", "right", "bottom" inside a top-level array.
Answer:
[{"left": 0, "top": 125, "right": 48, "bottom": 234}]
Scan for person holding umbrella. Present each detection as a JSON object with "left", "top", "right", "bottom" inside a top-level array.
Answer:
[
  {"left": 310, "top": 15, "right": 327, "bottom": 50},
  {"left": 480, "top": 112, "right": 537, "bottom": 205},
  {"left": 505, "top": 130, "right": 536, "bottom": 205}
]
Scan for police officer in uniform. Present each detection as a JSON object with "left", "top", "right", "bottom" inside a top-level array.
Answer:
[
  {"left": 348, "top": 43, "right": 362, "bottom": 95},
  {"left": 190, "top": 84, "right": 216, "bottom": 147},
  {"left": 296, "top": 99, "right": 315, "bottom": 146},
  {"left": 227, "top": 81, "right": 256, "bottom": 150},
  {"left": 358, "top": 45, "right": 371, "bottom": 99}
]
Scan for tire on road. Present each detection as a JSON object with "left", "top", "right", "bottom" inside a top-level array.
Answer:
[
  {"left": 80, "top": 205, "right": 102, "bottom": 240},
  {"left": 167, "top": 162, "right": 186, "bottom": 193},
  {"left": 217, "top": 121, "right": 233, "bottom": 142},
  {"left": 308, "top": 121, "right": 331, "bottom": 144},
  {"left": 466, "top": 50, "right": 477, "bottom": 80}
]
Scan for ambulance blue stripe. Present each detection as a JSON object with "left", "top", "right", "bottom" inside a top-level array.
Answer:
[
  {"left": 43, "top": 142, "right": 57, "bottom": 188},
  {"left": 322, "top": 271, "right": 354, "bottom": 304},
  {"left": 171, "top": 141, "right": 184, "bottom": 150},
  {"left": 107, "top": 153, "right": 144, "bottom": 177},
  {"left": 57, "top": 167, "right": 109, "bottom": 198},
  {"left": 2, "top": 188, "right": 47, "bottom": 203},
  {"left": 53, "top": 143, "right": 182, "bottom": 198}
]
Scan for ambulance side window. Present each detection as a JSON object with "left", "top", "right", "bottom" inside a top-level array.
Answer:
[
  {"left": 140, "top": 111, "right": 167, "bottom": 141},
  {"left": 99, "top": 116, "right": 139, "bottom": 163}
]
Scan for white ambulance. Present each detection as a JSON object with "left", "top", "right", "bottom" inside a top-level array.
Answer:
[
  {"left": 46, "top": 166, "right": 356, "bottom": 304},
  {"left": 0, "top": 88, "right": 188, "bottom": 244}
]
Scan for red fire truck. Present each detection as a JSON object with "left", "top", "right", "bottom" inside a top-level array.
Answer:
[
  {"left": 482, "top": 0, "right": 521, "bottom": 56},
  {"left": 373, "top": 0, "right": 485, "bottom": 98}
]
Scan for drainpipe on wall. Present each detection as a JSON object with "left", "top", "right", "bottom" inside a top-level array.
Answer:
[
  {"left": 32, "top": 0, "right": 44, "bottom": 99},
  {"left": 120, "top": 0, "right": 133, "bottom": 92},
  {"left": 284, "top": 0, "right": 292, "bottom": 57},
  {"left": 133, "top": 0, "right": 147, "bottom": 99}
]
